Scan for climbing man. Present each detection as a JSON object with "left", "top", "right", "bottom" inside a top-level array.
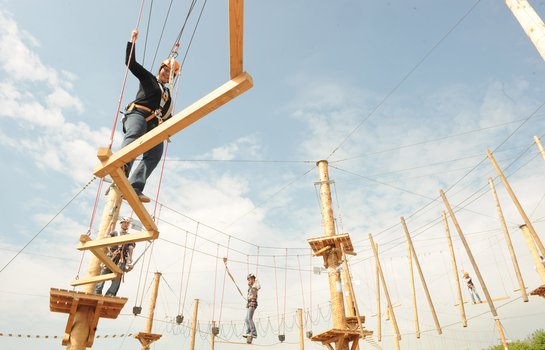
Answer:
[
  {"left": 95, "top": 217, "right": 136, "bottom": 297},
  {"left": 244, "top": 273, "right": 260, "bottom": 342},
  {"left": 120, "top": 28, "right": 179, "bottom": 203},
  {"left": 462, "top": 271, "right": 481, "bottom": 304}
]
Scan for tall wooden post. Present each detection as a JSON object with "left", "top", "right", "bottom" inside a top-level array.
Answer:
[
  {"left": 135, "top": 272, "right": 163, "bottom": 350},
  {"left": 535, "top": 136, "right": 545, "bottom": 163},
  {"left": 66, "top": 186, "right": 123, "bottom": 350},
  {"left": 369, "top": 234, "right": 401, "bottom": 348},
  {"left": 441, "top": 190, "right": 511, "bottom": 347},
  {"left": 375, "top": 244, "right": 381, "bottom": 342},
  {"left": 442, "top": 212, "right": 467, "bottom": 327},
  {"left": 317, "top": 160, "right": 347, "bottom": 330},
  {"left": 505, "top": 0, "right": 545, "bottom": 62},
  {"left": 401, "top": 217, "right": 442, "bottom": 335},
  {"left": 298, "top": 308, "right": 304, "bottom": 350},
  {"left": 189, "top": 299, "right": 200, "bottom": 350},
  {"left": 440, "top": 189, "right": 498, "bottom": 317},
  {"left": 210, "top": 321, "right": 216, "bottom": 350},
  {"left": 520, "top": 225, "right": 545, "bottom": 283},
  {"left": 408, "top": 247, "right": 420, "bottom": 338},
  {"left": 487, "top": 149, "right": 545, "bottom": 257},
  {"left": 496, "top": 319, "right": 509, "bottom": 350},
  {"left": 488, "top": 178, "right": 528, "bottom": 302}
]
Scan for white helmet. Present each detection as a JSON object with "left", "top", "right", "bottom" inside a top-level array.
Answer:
[{"left": 120, "top": 217, "right": 132, "bottom": 223}]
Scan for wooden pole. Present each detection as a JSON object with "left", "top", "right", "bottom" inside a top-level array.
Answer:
[
  {"left": 407, "top": 246, "right": 420, "bottom": 338},
  {"left": 505, "top": 0, "right": 545, "bottom": 62},
  {"left": 535, "top": 136, "right": 545, "bottom": 163},
  {"left": 375, "top": 243, "right": 381, "bottom": 342},
  {"left": 520, "top": 224, "right": 545, "bottom": 283},
  {"left": 495, "top": 318, "right": 510, "bottom": 350},
  {"left": 401, "top": 217, "right": 442, "bottom": 335},
  {"left": 369, "top": 234, "right": 401, "bottom": 346},
  {"left": 487, "top": 149, "right": 545, "bottom": 257},
  {"left": 440, "top": 190, "right": 498, "bottom": 317},
  {"left": 189, "top": 299, "right": 200, "bottom": 350},
  {"left": 316, "top": 160, "right": 347, "bottom": 332},
  {"left": 146, "top": 272, "right": 161, "bottom": 334},
  {"left": 442, "top": 212, "right": 467, "bottom": 327},
  {"left": 488, "top": 177, "right": 528, "bottom": 302},
  {"left": 298, "top": 308, "right": 304, "bottom": 350},
  {"left": 210, "top": 321, "right": 216, "bottom": 350},
  {"left": 66, "top": 186, "right": 122, "bottom": 350}
]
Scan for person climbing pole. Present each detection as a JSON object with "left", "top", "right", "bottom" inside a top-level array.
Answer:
[
  {"left": 95, "top": 217, "right": 136, "bottom": 296},
  {"left": 244, "top": 273, "right": 260, "bottom": 343},
  {"left": 462, "top": 271, "right": 481, "bottom": 304},
  {"left": 120, "top": 28, "right": 180, "bottom": 203}
]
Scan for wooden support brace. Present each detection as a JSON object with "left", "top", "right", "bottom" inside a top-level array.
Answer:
[
  {"left": 313, "top": 245, "right": 332, "bottom": 256},
  {"left": 86, "top": 301, "right": 103, "bottom": 347},
  {"left": 109, "top": 167, "right": 159, "bottom": 234},
  {"left": 325, "top": 344, "right": 334, "bottom": 350},
  {"left": 78, "top": 235, "right": 122, "bottom": 274},
  {"left": 70, "top": 273, "right": 119, "bottom": 287},
  {"left": 64, "top": 297, "right": 80, "bottom": 335},
  {"left": 93, "top": 72, "right": 253, "bottom": 179}
]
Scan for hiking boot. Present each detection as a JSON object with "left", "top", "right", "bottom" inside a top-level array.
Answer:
[{"left": 138, "top": 193, "right": 151, "bottom": 203}]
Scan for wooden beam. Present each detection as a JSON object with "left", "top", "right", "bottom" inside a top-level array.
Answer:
[
  {"left": 87, "top": 301, "right": 104, "bottom": 347},
  {"left": 229, "top": 0, "right": 244, "bottom": 78},
  {"left": 94, "top": 72, "right": 253, "bottom": 178},
  {"left": 79, "top": 236, "right": 121, "bottom": 274},
  {"left": 78, "top": 230, "right": 155, "bottom": 251},
  {"left": 64, "top": 297, "right": 80, "bottom": 334},
  {"left": 109, "top": 167, "right": 158, "bottom": 234},
  {"left": 70, "top": 273, "right": 119, "bottom": 287}
]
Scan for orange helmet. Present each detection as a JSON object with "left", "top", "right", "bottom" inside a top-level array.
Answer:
[{"left": 160, "top": 58, "right": 181, "bottom": 75}]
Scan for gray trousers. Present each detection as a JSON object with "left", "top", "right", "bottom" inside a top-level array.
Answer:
[{"left": 121, "top": 111, "right": 164, "bottom": 194}]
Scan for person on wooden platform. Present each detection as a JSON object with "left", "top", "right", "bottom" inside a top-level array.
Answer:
[
  {"left": 95, "top": 217, "right": 136, "bottom": 296},
  {"left": 243, "top": 273, "right": 260, "bottom": 340},
  {"left": 463, "top": 271, "right": 482, "bottom": 304},
  {"left": 120, "top": 28, "right": 179, "bottom": 203}
]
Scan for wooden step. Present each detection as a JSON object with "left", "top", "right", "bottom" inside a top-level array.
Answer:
[
  {"left": 78, "top": 230, "right": 156, "bottom": 251},
  {"left": 70, "top": 272, "right": 119, "bottom": 287},
  {"left": 94, "top": 72, "right": 253, "bottom": 179},
  {"left": 78, "top": 236, "right": 122, "bottom": 275}
]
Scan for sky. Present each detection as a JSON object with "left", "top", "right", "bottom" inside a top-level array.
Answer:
[{"left": 1, "top": 0, "right": 545, "bottom": 349}]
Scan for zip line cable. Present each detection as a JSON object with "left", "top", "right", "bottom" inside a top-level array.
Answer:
[
  {"left": 326, "top": 0, "right": 483, "bottom": 161},
  {"left": 0, "top": 177, "right": 96, "bottom": 275}
]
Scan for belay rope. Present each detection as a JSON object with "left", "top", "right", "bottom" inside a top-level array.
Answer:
[{"left": 223, "top": 257, "right": 246, "bottom": 301}]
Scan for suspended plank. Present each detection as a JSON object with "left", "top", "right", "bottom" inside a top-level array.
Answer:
[
  {"left": 94, "top": 72, "right": 253, "bottom": 179},
  {"left": 70, "top": 273, "right": 119, "bottom": 287},
  {"left": 77, "top": 235, "right": 122, "bottom": 275}
]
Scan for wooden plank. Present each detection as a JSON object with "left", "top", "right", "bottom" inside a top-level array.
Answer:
[
  {"left": 78, "top": 230, "right": 155, "bottom": 251},
  {"left": 109, "top": 167, "right": 158, "bottom": 234},
  {"left": 64, "top": 297, "right": 80, "bottom": 334},
  {"left": 93, "top": 72, "right": 253, "bottom": 178},
  {"left": 69, "top": 273, "right": 119, "bottom": 287},
  {"left": 229, "top": 0, "right": 243, "bottom": 78},
  {"left": 85, "top": 245, "right": 122, "bottom": 274}
]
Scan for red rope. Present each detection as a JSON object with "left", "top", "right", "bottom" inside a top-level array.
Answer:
[
  {"left": 296, "top": 255, "right": 306, "bottom": 329},
  {"left": 282, "top": 248, "right": 288, "bottom": 334},
  {"left": 87, "top": 178, "right": 105, "bottom": 234},
  {"left": 273, "top": 256, "right": 280, "bottom": 333},
  {"left": 212, "top": 243, "right": 220, "bottom": 321},
  {"left": 107, "top": 0, "right": 147, "bottom": 149},
  {"left": 152, "top": 141, "right": 169, "bottom": 217},
  {"left": 256, "top": 246, "right": 260, "bottom": 276}
]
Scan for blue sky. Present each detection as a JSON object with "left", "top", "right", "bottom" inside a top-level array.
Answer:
[{"left": 1, "top": 1, "right": 545, "bottom": 349}]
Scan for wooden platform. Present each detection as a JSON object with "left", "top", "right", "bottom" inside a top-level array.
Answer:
[
  {"left": 530, "top": 284, "right": 545, "bottom": 298},
  {"left": 308, "top": 233, "right": 354, "bottom": 256},
  {"left": 135, "top": 331, "right": 162, "bottom": 347},
  {"left": 50, "top": 288, "right": 127, "bottom": 346},
  {"left": 311, "top": 327, "right": 373, "bottom": 350}
]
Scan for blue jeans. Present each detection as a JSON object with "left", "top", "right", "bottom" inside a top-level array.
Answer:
[
  {"left": 121, "top": 111, "right": 164, "bottom": 194},
  {"left": 245, "top": 305, "right": 257, "bottom": 337},
  {"left": 469, "top": 287, "right": 481, "bottom": 303},
  {"left": 95, "top": 261, "right": 127, "bottom": 296}
]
